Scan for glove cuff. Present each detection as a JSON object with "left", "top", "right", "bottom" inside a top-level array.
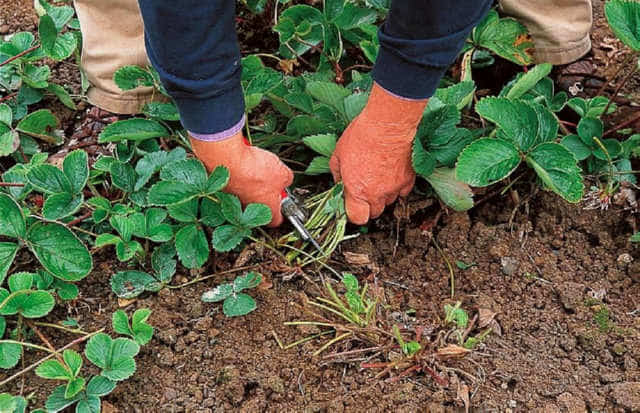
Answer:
[{"left": 361, "top": 83, "right": 428, "bottom": 132}]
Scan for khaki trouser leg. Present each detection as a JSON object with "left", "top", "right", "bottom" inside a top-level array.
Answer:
[
  {"left": 73, "top": 0, "right": 156, "bottom": 114},
  {"left": 499, "top": 0, "right": 593, "bottom": 65}
]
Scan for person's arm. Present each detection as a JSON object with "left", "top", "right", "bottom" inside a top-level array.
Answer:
[
  {"left": 137, "top": 0, "right": 244, "bottom": 137},
  {"left": 330, "top": 0, "right": 493, "bottom": 224},
  {"left": 136, "top": 0, "right": 293, "bottom": 227},
  {"left": 373, "top": 0, "right": 493, "bottom": 99}
]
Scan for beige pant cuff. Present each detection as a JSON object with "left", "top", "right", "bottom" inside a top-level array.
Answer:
[
  {"left": 533, "top": 36, "right": 591, "bottom": 65},
  {"left": 86, "top": 87, "right": 160, "bottom": 115}
]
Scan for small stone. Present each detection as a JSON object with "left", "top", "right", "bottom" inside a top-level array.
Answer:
[
  {"left": 610, "top": 382, "right": 640, "bottom": 410},
  {"left": 194, "top": 316, "right": 212, "bottom": 332},
  {"left": 501, "top": 257, "right": 519, "bottom": 275},
  {"left": 157, "top": 348, "right": 174, "bottom": 367},
  {"left": 156, "top": 328, "right": 177, "bottom": 345},
  {"left": 557, "top": 282, "right": 584, "bottom": 312},
  {"left": 164, "top": 388, "right": 177, "bottom": 401},
  {"left": 600, "top": 370, "right": 622, "bottom": 383},
  {"left": 617, "top": 253, "right": 633, "bottom": 269},
  {"left": 0, "top": 25, "right": 10, "bottom": 35},
  {"left": 508, "top": 400, "right": 517, "bottom": 408},
  {"left": 556, "top": 392, "right": 586, "bottom": 413}
]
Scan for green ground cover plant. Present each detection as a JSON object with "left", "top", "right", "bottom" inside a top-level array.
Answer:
[{"left": 0, "top": 0, "right": 639, "bottom": 406}]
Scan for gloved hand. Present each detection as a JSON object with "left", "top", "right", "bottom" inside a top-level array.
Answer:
[
  {"left": 190, "top": 132, "right": 293, "bottom": 227},
  {"left": 330, "top": 83, "right": 428, "bottom": 225}
]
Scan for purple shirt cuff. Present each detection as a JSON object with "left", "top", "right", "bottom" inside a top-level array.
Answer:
[{"left": 189, "top": 115, "right": 245, "bottom": 142}]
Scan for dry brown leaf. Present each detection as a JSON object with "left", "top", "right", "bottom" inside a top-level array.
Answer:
[
  {"left": 478, "top": 308, "right": 497, "bottom": 328},
  {"left": 278, "top": 58, "right": 298, "bottom": 74},
  {"left": 102, "top": 401, "right": 119, "bottom": 413},
  {"left": 457, "top": 383, "right": 470, "bottom": 413},
  {"left": 436, "top": 345, "right": 470, "bottom": 359},
  {"left": 117, "top": 298, "right": 136, "bottom": 308},
  {"left": 343, "top": 252, "right": 371, "bottom": 266}
]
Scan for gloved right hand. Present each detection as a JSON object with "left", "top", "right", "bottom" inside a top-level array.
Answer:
[
  {"left": 190, "top": 132, "right": 293, "bottom": 227},
  {"left": 329, "top": 83, "right": 427, "bottom": 225}
]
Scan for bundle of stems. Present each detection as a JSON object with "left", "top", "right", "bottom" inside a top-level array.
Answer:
[{"left": 279, "top": 184, "right": 353, "bottom": 266}]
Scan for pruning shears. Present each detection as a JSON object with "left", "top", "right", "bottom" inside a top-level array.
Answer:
[
  {"left": 242, "top": 138, "right": 323, "bottom": 254},
  {"left": 280, "top": 187, "right": 324, "bottom": 254}
]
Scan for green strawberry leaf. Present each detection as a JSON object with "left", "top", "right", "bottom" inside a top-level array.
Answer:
[
  {"left": 475, "top": 97, "right": 540, "bottom": 151},
  {"left": 456, "top": 138, "right": 522, "bottom": 187},
  {"left": 240, "top": 204, "right": 271, "bottom": 228},
  {"left": 65, "top": 376, "right": 85, "bottom": 399},
  {"left": 212, "top": 225, "right": 249, "bottom": 252},
  {"left": 84, "top": 333, "right": 140, "bottom": 381},
  {"left": 526, "top": 142, "right": 584, "bottom": 203},
  {"left": 113, "top": 65, "right": 154, "bottom": 90},
  {"left": 63, "top": 349, "right": 83, "bottom": 377},
  {"left": 98, "top": 118, "right": 168, "bottom": 143},
  {"left": 223, "top": 293, "right": 257, "bottom": 317},
  {"left": 39, "top": 15, "right": 77, "bottom": 60},
  {"left": 201, "top": 283, "right": 234, "bottom": 302},
  {"left": 27, "top": 164, "right": 72, "bottom": 194},
  {"left": 26, "top": 222, "right": 92, "bottom": 282},
  {"left": 303, "top": 133, "right": 337, "bottom": 157},
  {"left": 175, "top": 224, "right": 209, "bottom": 269},
  {"left": 110, "top": 271, "right": 160, "bottom": 299},
  {"left": 151, "top": 244, "right": 176, "bottom": 283},
  {"left": 62, "top": 150, "right": 88, "bottom": 194},
  {"left": 233, "top": 272, "right": 262, "bottom": 292},
  {"left": 0, "top": 194, "right": 26, "bottom": 239},
  {"left": 200, "top": 198, "right": 225, "bottom": 227},
  {"left": 36, "top": 359, "right": 70, "bottom": 380},
  {"left": 110, "top": 161, "right": 136, "bottom": 193},
  {"left": 605, "top": 0, "right": 640, "bottom": 51},
  {"left": 42, "top": 192, "right": 83, "bottom": 220},
  {"left": 0, "top": 243, "right": 19, "bottom": 285},
  {"left": 160, "top": 159, "right": 208, "bottom": 189}
]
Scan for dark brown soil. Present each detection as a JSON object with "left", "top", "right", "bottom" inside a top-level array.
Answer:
[{"left": 2, "top": 0, "right": 640, "bottom": 412}]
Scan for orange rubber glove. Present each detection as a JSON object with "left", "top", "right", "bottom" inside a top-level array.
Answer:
[
  {"left": 329, "top": 83, "right": 428, "bottom": 225},
  {"left": 190, "top": 132, "right": 293, "bottom": 227}
]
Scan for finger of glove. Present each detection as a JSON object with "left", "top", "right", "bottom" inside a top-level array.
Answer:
[
  {"left": 369, "top": 198, "right": 386, "bottom": 220},
  {"left": 399, "top": 175, "right": 416, "bottom": 197},
  {"left": 329, "top": 154, "right": 342, "bottom": 183},
  {"left": 345, "top": 190, "right": 370, "bottom": 225},
  {"left": 265, "top": 191, "right": 285, "bottom": 228}
]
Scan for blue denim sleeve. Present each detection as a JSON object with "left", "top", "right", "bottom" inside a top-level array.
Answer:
[
  {"left": 137, "top": 0, "right": 244, "bottom": 134},
  {"left": 372, "top": 0, "right": 493, "bottom": 99}
]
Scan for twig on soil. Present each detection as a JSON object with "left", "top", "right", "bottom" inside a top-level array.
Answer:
[
  {"left": 432, "top": 237, "right": 456, "bottom": 298},
  {"left": 0, "top": 45, "right": 40, "bottom": 67},
  {"left": 603, "top": 109, "right": 640, "bottom": 137},
  {"left": 460, "top": 315, "right": 478, "bottom": 344},
  {"left": 166, "top": 264, "right": 259, "bottom": 289},
  {"left": 0, "top": 92, "right": 17, "bottom": 103},
  {"left": 596, "top": 52, "right": 636, "bottom": 97},
  {"left": 27, "top": 321, "right": 65, "bottom": 364},
  {"left": 66, "top": 210, "right": 93, "bottom": 228},
  {"left": 33, "top": 321, "right": 90, "bottom": 335},
  {"left": 602, "top": 53, "right": 638, "bottom": 116},
  {"left": 380, "top": 279, "right": 409, "bottom": 290},
  {"left": 0, "top": 328, "right": 104, "bottom": 388}
]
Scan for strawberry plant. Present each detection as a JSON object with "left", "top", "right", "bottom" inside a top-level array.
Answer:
[
  {"left": 201, "top": 272, "right": 263, "bottom": 317},
  {"left": 462, "top": 9, "right": 534, "bottom": 69},
  {"left": 112, "top": 309, "right": 154, "bottom": 345},
  {"left": 0, "top": 393, "right": 27, "bottom": 413},
  {"left": 0, "top": 193, "right": 93, "bottom": 283},
  {"left": 0, "top": 0, "right": 79, "bottom": 158},
  {"left": 28, "top": 309, "right": 153, "bottom": 412}
]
